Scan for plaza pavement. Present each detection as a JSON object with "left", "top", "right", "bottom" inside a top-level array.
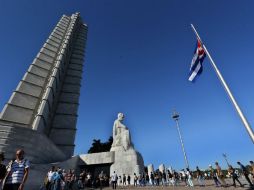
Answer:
[{"left": 102, "top": 179, "right": 254, "bottom": 190}]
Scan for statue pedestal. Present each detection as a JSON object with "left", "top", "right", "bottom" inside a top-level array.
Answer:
[
  {"left": 110, "top": 113, "right": 144, "bottom": 183},
  {"left": 110, "top": 146, "right": 144, "bottom": 184}
]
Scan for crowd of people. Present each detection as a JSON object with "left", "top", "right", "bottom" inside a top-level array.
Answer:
[
  {"left": 0, "top": 149, "right": 254, "bottom": 189},
  {"left": 42, "top": 160, "right": 254, "bottom": 189},
  {"left": 42, "top": 167, "right": 111, "bottom": 190},
  {"left": 106, "top": 161, "right": 254, "bottom": 189}
]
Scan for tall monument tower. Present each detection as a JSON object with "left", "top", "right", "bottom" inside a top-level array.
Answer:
[{"left": 0, "top": 12, "right": 87, "bottom": 162}]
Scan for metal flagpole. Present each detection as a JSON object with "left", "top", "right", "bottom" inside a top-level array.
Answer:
[{"left": 191, "top": 24, "right": 254, "bottom": 143}]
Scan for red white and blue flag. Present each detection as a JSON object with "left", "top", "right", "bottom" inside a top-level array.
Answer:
[{"left": 188, "top": 39, "right": 206, "bottom": 82}]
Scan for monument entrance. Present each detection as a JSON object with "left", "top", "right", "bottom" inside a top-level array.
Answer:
[{"left": 79, "top": 113, "right": 144, "bottom": 184}]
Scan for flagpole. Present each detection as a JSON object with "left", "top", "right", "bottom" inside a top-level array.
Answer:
[{"left": 190, "top": 24, "right": 254, "bottom": 144}]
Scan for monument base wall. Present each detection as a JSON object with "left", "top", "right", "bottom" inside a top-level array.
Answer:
[
  {"left": 110, "top": 147, "right": 144, "bottom": 184},
  {"left": 0, "top": 122, "right": 67, "bottom": 163}
]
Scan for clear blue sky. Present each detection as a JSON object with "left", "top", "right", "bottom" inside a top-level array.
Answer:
[{"left": 0, "top": 0, "right": 253, "bottom": 170}]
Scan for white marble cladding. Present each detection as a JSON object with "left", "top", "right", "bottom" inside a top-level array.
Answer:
[
  {"left": 110, "top": 148, "right": 144, "bottom": 184},
  {"left": 159, "top": 164, "right": 165, "bottom": 173},
  {"left": 80, "top": 152, "right": 115, "bottom": 165},
  {"left": 0, "top": 12, "right": 87, "bottom": 160},
  {"left": 147, "top": 164, "right": 154, "bottom": 174}
]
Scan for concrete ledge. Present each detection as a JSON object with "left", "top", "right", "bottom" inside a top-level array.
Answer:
[
  {"left": 8, "top": 92, "right": 38, "bottom": 110},
  {"left": 46, "top": 39, "right": 61, "bottom": 48},
  {"left": 17, "top": 81, "right": 42, "bottom": 97},
  {"left": 44, "top": 43, "right": 59, "bottom": 52},
  {"left": 32, "top": 58, "right": 52, "bottom": 70},
  {"left": 59, "top": 92, "right": 80, "bottom": 103},
  {"left": 28, "top": 64, "right": 49, "bottom": 78},
  {"left": 0, "top": 104, "right": 33, "bottom": 125},
  {"left": 40, "top": 47, "right": 57, "bottom": 57},
  {"left": 62, "top": 84, "right": 81, "bottom": 93},
  {"left": 80, "top": 152, "right": 115, "bottom": 165},
  {"left": 23, "top": 72, "right": 46, "bottom": 87},
  {"left": 64, "top": 76, "right": 81, "bottom": 85},
  {"left": 56, "top": 103, "right": 78, "bottom": 115}
]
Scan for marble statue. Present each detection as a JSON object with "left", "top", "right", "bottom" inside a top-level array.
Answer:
[
  {"left": 112, "top": 113, "right": 133, "bottom": 151},
  {"left": 109, "top": 112, "right": 144, "bottom": 184}
]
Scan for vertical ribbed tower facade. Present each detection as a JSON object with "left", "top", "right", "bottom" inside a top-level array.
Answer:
[{"left": 0, "top": 12, "right": 87, "bottom": 160}]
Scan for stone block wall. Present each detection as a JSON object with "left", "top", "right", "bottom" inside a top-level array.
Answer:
[
  {"left": 0, "top": 15, "right": 72, "bottom": 127},
  {"left": 0, "top": 123, "right": 67, "bottom": 163},
  {"left": 0, "top": 13, "right": 87, "bottom": 158}
]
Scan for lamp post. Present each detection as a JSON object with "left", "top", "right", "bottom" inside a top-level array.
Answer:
[
  {"left": 172, "top": 110, "right": 190, "bottom": 169},
  {"left": 222, "top": 153, "right": 230, "bottom": 166}
]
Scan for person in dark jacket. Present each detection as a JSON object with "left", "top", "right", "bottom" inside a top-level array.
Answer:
[
  {"left": 127, "top": 174, "right": 131, "bottom": 186},
  {"left": 228, "top": 165, "right": 243, "bottom": 187},
  {"left": 0, "top": 152, "right": 7, "bottom": 188},
  {"left": 237, "top": 161, "right": 253, "bottom": 187}
]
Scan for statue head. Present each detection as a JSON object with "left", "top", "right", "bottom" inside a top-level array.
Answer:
[{"left": 117, "top": 113, "right": 124, "bottom": 121}]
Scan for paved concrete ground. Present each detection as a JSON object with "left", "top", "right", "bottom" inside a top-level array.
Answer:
[{"left": 101, "top": 179, "right": 254, "bottom": 190}]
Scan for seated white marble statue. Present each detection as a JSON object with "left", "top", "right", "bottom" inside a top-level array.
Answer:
[{"left": 112, "top": 113, "right": 133, "bottom": 151}]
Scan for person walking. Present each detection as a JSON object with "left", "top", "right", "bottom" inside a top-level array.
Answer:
[
  {"left": 150, "top": 172, "right": 154, "bottom": 186},
  {"left": 127, "top": 174, "right": 131, "bottom": 186},
  {"left": 3, "top": 149, "right": 30, "bottom": 190},
  {"left": 65, "top": 169, "right": 76, "bottom": 190},
  {"left": 0, "top": 152, "right": 7, "bottom": 189},
  {"left": 186, "top": 168, "right": 194, "bottom": 187},
  {"left": 117, "top": 176, "right": 122, "bottom": 186},
  {"left": 141, "top": 173, "right": 145, "bottom": 186},
  {"left": 77, "top": 170, "right": 85, "bottom": 190},
  {"left": 228, "top": 165, "right": 243, "bottom": 187},
  {"left": 99, "top": 171, "right": 105, "bottom": 190},
  {"left": 215, "top": 162, "right": 227, "bottom": 187},
  {"left": 162, "top": 171, "right": 167, "bottom": 186},
  {"left": 172, "top": 171, "right": 179, "bottom": 186},
  {"left": 138, "top": 173, "right": 142, "bottom": 186},
  {"left": 237, "top": 161, "right": 253, "bottom": 187},
  {"left": 122, "top": 174, "right": 126, "bottom": 186},
  {"left": 145, "top": 173, "right": 149, "bottom": 186},
  {"left": 52, "top": 168, "right": 64, "bottom": 190},
  {"left": 87, "top": 172, "right": 92, "bottom": 187},
  {"left": 250, "top": 161, "right": 254, "bottom": 183},
  {"left": 154, "top": 172, "right": 159, "bottom": 186},
  {"left": 45, "top": 166, "right": 56, "bottom": 190},
  {"left": 167, "top": 170, "right": 173, "bottom": 186},
  {"left": 111, "top": 171, "right": 118, "bottom": 189},
  {"left": 61, "top": 169, "right": 66, "bottom": 190},
  {"left": 133, "top": 173, "right": 138, "bottom": 187},
  {"left": 196, "top": 166, "right": 205, "bottom": 186},
  {"left": 209, "top": 164, "right": 221, "bottom": 187},
  {"left": 181, "top": 169, "right": 188, "bottom": 187}
]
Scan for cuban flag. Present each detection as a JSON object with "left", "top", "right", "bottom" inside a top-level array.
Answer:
[{"left": 188, "top": 40, "right": 206, "bottom": 82}]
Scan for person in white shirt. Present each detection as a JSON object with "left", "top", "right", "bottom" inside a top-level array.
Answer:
[
  {"left": 46, "top": 166, "right": 56, "bottom": 190},
  {"left": 186, "top": 168, "right": 194, "bottom": 187},
  {"left": 111, "top": 171, "right": 118, "bottom": 189},
  {"left": 3, "top": 149, "right": 30, "bottom": 190}
]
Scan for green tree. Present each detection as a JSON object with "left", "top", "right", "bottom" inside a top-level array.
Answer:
[{"left": 87, "top": 136, "right": 113, "bottom": 153}]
